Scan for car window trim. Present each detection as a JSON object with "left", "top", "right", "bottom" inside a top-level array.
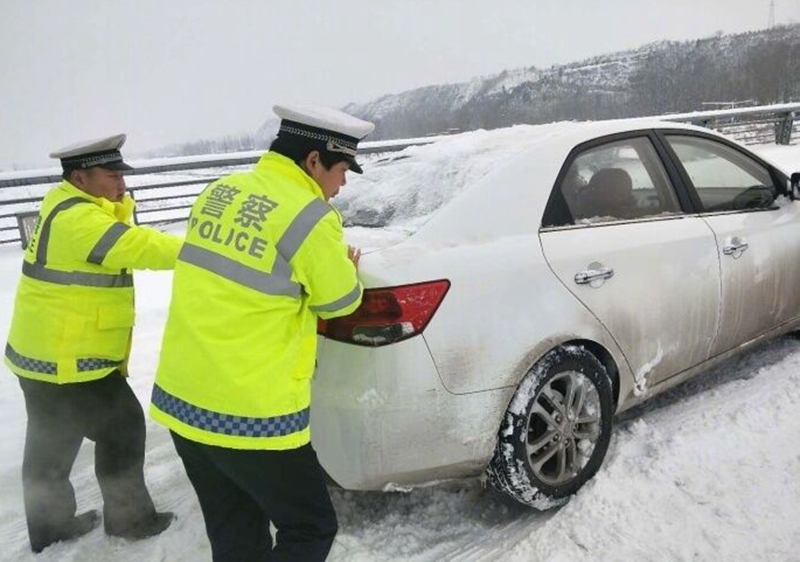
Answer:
[
  {"left": 649, "top": 131, "right": 700, "bottom": 212},
  {"left": 698, "top": 206, "right": 781, "bottom": 218},
  {"left": 540, "top": 212, "right": 695, "bottom": 233},
  {"left": 540, "top": 130, "right": 690, "bottom": 230}
]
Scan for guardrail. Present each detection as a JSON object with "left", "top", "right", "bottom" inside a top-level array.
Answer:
[
  {"left": 0, "top": 103, "right": 797, "bottom": 247},
  {"left": 656, "top": 102, "right": 800, "bottom": 146},
  {"left": 0, "top": 140, "right": 438, "bottom": 247}
]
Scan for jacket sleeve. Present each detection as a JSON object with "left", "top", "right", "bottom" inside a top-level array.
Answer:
[
  {"left": 292, "top": 208, "right": 362, "bottom": 320},
  {"left": 57, "top": 204, "right": 183, "bottom": 271}
]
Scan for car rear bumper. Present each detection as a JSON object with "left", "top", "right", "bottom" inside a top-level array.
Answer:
[{"left": 311, "top": 335, "right": 510, "bottom": 490}]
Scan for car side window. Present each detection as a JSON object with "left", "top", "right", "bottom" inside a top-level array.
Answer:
[
  {"left": 558, "top": 137, "right": 682, "bottom": 225},
  {"left": 665, "top": 135, "right": 776, "bottom": 212}
]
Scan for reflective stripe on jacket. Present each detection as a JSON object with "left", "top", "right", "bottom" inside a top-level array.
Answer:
[
  {"left": 151, "top": 152, "right": 362, "bottom": 450},
  {"left": 4, "top": 181, "right": 182, "bottom": 384}
]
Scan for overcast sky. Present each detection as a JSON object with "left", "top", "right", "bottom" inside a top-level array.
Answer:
[{"left": 1, "top": 0, "right": 799, "bottom": 169}]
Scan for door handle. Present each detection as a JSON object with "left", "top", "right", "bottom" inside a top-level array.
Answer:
[
  {"left": 575, "top": 265, "right": 615, "bottom": 286},
  {"left": 722, "top": 237, "right": 749, "bottom": 258}
]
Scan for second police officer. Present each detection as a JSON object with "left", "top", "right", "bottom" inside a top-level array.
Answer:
[{"left": 151, "top": 105, "right": 374, "bottom": 562}]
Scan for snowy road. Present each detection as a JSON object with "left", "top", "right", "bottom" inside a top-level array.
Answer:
[
  {"left": 329, "top": 336, "right": 800, "bottom": 562},
  {"left": 2, "top": 282, "right": 798, "bottom": 562},
  {"left": 0, "top": 139, "right": 799, "bottom": 561}
]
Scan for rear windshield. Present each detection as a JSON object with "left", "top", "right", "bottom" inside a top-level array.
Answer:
[
  {"left": 334, "top": 152, "right": 457, "bottom": 230},
  {"left": 334, "top": 128, "right": 546, "bottom": 229}
]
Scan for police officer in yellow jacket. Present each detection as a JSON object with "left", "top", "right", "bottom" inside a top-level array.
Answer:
[
  {"left": 4, "top": 134, "right": 181, "bottom": 552},
  {"left": 151, "top": 105, "right": 374, "bottom": 562}
]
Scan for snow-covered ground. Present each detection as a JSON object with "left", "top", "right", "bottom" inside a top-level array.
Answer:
[{"left": 0, "top": 136, "right": 799, "bottom": 561}]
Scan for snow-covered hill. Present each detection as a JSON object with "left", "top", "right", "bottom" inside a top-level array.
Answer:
[{"left": 333, "top": 25, "right": 800, "bottom": 141}]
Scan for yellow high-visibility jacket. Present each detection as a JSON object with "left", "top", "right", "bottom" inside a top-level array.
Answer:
[
  {"left": 151, "top": 152, "right": 362, "bottom": 451},
  {"left": 4, "top": 181, "right": 182, "bottom": 384}
]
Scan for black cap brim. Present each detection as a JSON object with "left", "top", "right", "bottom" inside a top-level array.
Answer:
[
  {"left": 345, "top": 156, "right": 363, "bottom": 175},
  {"left": 99, "top": 161, "right": 135, "bottom": 172}
]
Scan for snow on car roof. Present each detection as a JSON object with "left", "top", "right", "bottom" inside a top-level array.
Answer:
[{"left": 339, "top": 119, "right": 707, "bottom": 245}]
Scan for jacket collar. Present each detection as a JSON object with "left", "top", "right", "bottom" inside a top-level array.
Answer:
[
  {"left": 59, "top": 180, "right": 99, "bottom": 203},
  {"left": 58, "top": 181, "right": 135, "bottom": 223},
  {"left": 255, "top": 152, "right": 326, "bottom": 201}
]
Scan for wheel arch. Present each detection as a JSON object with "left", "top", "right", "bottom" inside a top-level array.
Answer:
[
  {"left": 560, "top": 338, "right": 621, "bottom": 410},
  {"left": 504, "top": 338, "right": 622, "bottom": 414}
]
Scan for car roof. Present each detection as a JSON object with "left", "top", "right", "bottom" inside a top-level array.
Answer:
[
  {"left": 493, "top": 118, "right": 709, "bottom": 147},
  {"left": 412, "top": 119, "right": 724, "bottom": 243}
]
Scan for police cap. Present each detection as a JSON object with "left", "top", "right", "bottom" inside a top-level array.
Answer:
[
  {"left": 273, "top": 105, "right": 375, "bottom": 174},
  {"left": 50, "top": 133, "right": 134, "bottom": 173}
]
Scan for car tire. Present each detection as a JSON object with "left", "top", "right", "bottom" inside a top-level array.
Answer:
[{"left": 486, "top": 345, "right": 614, "bottom": 509}]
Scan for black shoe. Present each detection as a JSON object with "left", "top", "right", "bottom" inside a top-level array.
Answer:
[
  {"left": 106, "top": 511, "right": 175, "bottom": 540},
  {"left": 30, "top": 510, "right": 101, "bottom": 553}
]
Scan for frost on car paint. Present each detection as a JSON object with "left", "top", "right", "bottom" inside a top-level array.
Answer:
[{"left": 633, "top": 344, "right": 665, "bottom": 396}]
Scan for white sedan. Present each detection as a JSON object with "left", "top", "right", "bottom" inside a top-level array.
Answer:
[{"left": 313, "top": 120, "right": 800, "bottom": 508}]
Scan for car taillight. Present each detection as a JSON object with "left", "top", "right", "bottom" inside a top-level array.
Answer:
[{"left": 317, "top": 280, "right": 450, "bottom": 347}]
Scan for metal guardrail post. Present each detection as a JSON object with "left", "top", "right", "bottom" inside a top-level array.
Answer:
[
  {"left": 775, "top": 111, "right": 795, "bottom": 145},
  {"left": 129, "top": 187, "right": 140, "bottom": 225},
  {"left": 16, "top": 212, "right": 39, "bottom": 249}
]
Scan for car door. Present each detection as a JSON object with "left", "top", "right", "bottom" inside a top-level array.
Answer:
[
  {"left": 660, "top": 132, "right": 800, "bottom": 356},
  {"left": 540, "top": 132, "right": 721, "bottom": 393}
]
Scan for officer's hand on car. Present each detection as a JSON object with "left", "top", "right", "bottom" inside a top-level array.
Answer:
[{"left": 348, "top": 245, "right": 361, "bottom": 268}]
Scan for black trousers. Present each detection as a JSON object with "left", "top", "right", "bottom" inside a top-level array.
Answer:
[
  {"left": 171, "top": 431, "right": 337, "bottom": 562},
  {"left": 18, "top": 371, "right": 157, "bottom": 550}
]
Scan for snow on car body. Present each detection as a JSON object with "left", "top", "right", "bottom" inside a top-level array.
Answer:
[{"left": 312, "top": 120, "right": 800, "bottom": 506}]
